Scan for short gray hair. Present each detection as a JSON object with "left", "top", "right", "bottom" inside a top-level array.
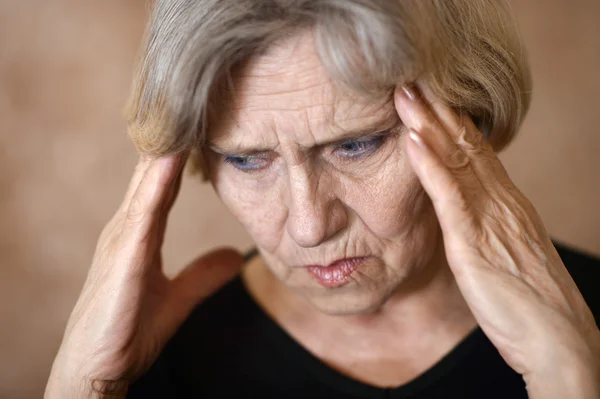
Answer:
[{"left": 126, "top": 0, "right": 532, "bottom": 172}]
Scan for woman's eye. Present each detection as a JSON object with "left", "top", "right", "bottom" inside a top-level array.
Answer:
[
  {"left": 334, "top": 136, "right": 386, "bottom": 159},
  {"left": 223, "top": 155, "right": 270, "bottom": 171}
]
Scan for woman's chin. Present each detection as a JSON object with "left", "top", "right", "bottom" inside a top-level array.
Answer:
[{"left": 302, "top": 289, "right": 393, "bottom": 316}]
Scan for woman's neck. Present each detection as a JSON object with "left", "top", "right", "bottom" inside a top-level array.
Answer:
[{"left": 241, "top": 250, "right": 477, "bottom": 387}]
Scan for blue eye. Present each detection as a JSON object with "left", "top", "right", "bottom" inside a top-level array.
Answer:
[
  {"left": 335, "top": 136, "right": 386, "bottom": 158},
  {"left": 223, "top": 155, "right": 269, "bottom": 171}
]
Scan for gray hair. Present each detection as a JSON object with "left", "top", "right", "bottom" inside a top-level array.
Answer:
[{"left": 126, "top": 0, "right": 532, "bottom": 172}]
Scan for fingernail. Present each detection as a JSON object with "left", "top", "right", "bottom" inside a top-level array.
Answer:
[
  {"left": 401, "top": 85, "right": 417, "bottom": 102},
  {"left": 409, "top": 129, "right": 426, "bottom": 149}
]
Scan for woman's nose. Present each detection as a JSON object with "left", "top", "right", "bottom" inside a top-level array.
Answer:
[{"left": 285, "top": 171, "right": 348, "bottom": 248}]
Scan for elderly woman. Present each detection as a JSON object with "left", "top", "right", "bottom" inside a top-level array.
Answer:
[{"left": 46, "top": 0, "right": 600, "bottom": 398}]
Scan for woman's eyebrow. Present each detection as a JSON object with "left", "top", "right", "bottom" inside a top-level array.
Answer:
[
  {"left": 208, "top": 141, "right": 274, "bottom": 156},
  {"left": 208, "top": 114, "right": 401, "bottom": 155},
  {"left": 304, "top": 113, "right": 401, "bottom": 150},
  {"left": 327, "top": 115, "right": 401, "bottom": 144}
]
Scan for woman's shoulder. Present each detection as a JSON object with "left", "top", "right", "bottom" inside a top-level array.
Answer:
[
  {"left": 553, "top": 240, "right": 600, "bottom": 323},
  {"left": 173, "top": 248, "right": 265, "bottom": 337},
  {"left": 128, "top": 274, "right": 267, "bottom": 397},
  {"left": 176, "top": 274, "right": 258, "bottom": 336}
]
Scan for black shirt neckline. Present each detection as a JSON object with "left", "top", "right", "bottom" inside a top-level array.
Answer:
[{"left": 237, "top": 275, "right": 487, "bottom": 397}]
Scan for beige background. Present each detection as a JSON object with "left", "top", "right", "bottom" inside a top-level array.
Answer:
[{"left": 0, "top": 1, "right": 598, "bottom": 398}]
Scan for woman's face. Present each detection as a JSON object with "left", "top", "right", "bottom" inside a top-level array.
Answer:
[{"left": 206, "top": 32, "right": 442, "bottom": 315}]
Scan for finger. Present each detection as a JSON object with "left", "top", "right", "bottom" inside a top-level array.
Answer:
[
  {"left": 162, "top": 155, "right": 185, "bottom": 214},
  {"left": 404, "top": 128, "right": 480, "bottom": 243},
  {"left": 98, "top": 155, "right": 153, "bottom": 249},
  {"left": 395, "top": 86, "right": 478, "bottom": 182},
  {"left": 161, "top": 248, "right": 245, "bottom": 338},
  {"left": 416, "top": 82, "right": 513, "bottom": 185},
  {"left": 121, "top": 153, "right": 186, "bottom": 255},
  {"left": 395, "top": 86, "right": 462, "bottom": 163},
  {"left": 415, "top": 82, "right": 470, "bottom": 142},
  {"left": 118, "top": 155, "right": 153, "bottom": 214},
  {"left": 154, "top": 157, "right": 186, "bottom": 250}
]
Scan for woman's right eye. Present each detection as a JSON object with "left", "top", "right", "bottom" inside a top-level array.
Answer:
[{"left": 223, "top": 155, "right": 270, "bottom": 172}]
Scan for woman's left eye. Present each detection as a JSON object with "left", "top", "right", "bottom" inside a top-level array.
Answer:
[{"left": 334, "top": 136, "right": 386, "bottom": 159}]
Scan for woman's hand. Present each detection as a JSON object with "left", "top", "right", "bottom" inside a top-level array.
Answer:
[
  {"left": 395, "top": 84, "right": 600, "bottom": 398},
  {"left": 45, "top": 154, "right": 244, "bottom": 398}
]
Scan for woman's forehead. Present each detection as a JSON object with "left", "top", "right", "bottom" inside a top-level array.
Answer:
[
  {"left": 209, "top": 33, "right": 397, "bottom": 148},
  {"left": 209, "top": 82, "right": 397, "bottom": 153},
  {"left": 231, "top": 34, "right": 389, "bottom": 111}
]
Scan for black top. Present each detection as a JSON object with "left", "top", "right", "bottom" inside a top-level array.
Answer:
[{"left": 128, "top": 241, "right": 600, "bottom": 398}]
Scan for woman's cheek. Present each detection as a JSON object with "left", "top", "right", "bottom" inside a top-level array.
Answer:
[
  {"left": 340, "top": 152, "right": 427, "bottom": 239},
  {"left": 212, "top": 168, "right": 287, "bottom": 253}
]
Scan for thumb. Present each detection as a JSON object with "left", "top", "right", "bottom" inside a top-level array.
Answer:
[{"left": 160, "top": 248, "right": 244, "bottom": 338}]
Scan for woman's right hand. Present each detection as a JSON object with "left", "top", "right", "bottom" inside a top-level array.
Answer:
[{"left": 45, "top": 154, "right": 244, "bottom": 399}]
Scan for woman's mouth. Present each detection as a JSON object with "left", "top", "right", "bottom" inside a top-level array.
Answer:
[{"left": 305, "top": 257, "right": 367, "bottom": 288}]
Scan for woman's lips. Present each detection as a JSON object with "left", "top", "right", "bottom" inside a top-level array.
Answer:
[{"left": 305, "top": 257, "right": 367, "bottom": 288}]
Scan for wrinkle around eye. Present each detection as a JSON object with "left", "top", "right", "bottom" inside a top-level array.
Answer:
[{"left": 324, "top": 133, "right": 400, "bottom": 180}]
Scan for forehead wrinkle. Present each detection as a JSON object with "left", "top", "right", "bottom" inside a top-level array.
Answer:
[
  {"left": 344, "top": 109, "right": 398, "bottom": 133},
  {"left": 326, "top": 93, "right": 399, "bottom": 135},
  {"left": 230, "top": 77, "right": 334, "bottom": 113},
  {"left": 236, "top": 67, "right": 331, "bottom": 96},
  {"left": 211, "top": 96, "right": 400, "bottom": 154},
  {"left": 231, "top": 83, "right": 332, "bottom": 111},
  {"left": 209, "top": 114, "right": 278, "bottom": 153},
  {"left": 215, "top": 88, "right": 399, "bottom": 147},
  {"left": 231, "top": 48, "right": 333, "bottom": 112}
]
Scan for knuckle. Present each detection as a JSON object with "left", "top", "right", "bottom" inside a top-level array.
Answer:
[
  {"left": 125, "top": 196, "right": 148, "bottom": 226},
  {"left": 457, "top": 125, "right": 486, "bottom": 150},
  {"left": 444, "top": 147, "right": 471, "bottom": 172}
]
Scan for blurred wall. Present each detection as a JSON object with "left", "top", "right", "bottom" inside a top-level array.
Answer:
[{"left": 0, "top": 1, "right": 598, "bottom": 398}]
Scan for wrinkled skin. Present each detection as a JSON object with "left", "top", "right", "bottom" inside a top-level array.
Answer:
[
  {"left": 46, "top": 33, "right": 600, "bottom": 398},
  {"left": 205, "top": 35, "right": 444, "bottom": 316},
  {"left": 396, "top": 84, "right": 600, "bottom": 397},
  {"left": 45, "top": 155, "right": 244, "bottom": 397}
]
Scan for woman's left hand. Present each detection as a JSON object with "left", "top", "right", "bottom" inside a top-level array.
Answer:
[{"left": 395, "top": 84, "right": 600, "bottom": 398}]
